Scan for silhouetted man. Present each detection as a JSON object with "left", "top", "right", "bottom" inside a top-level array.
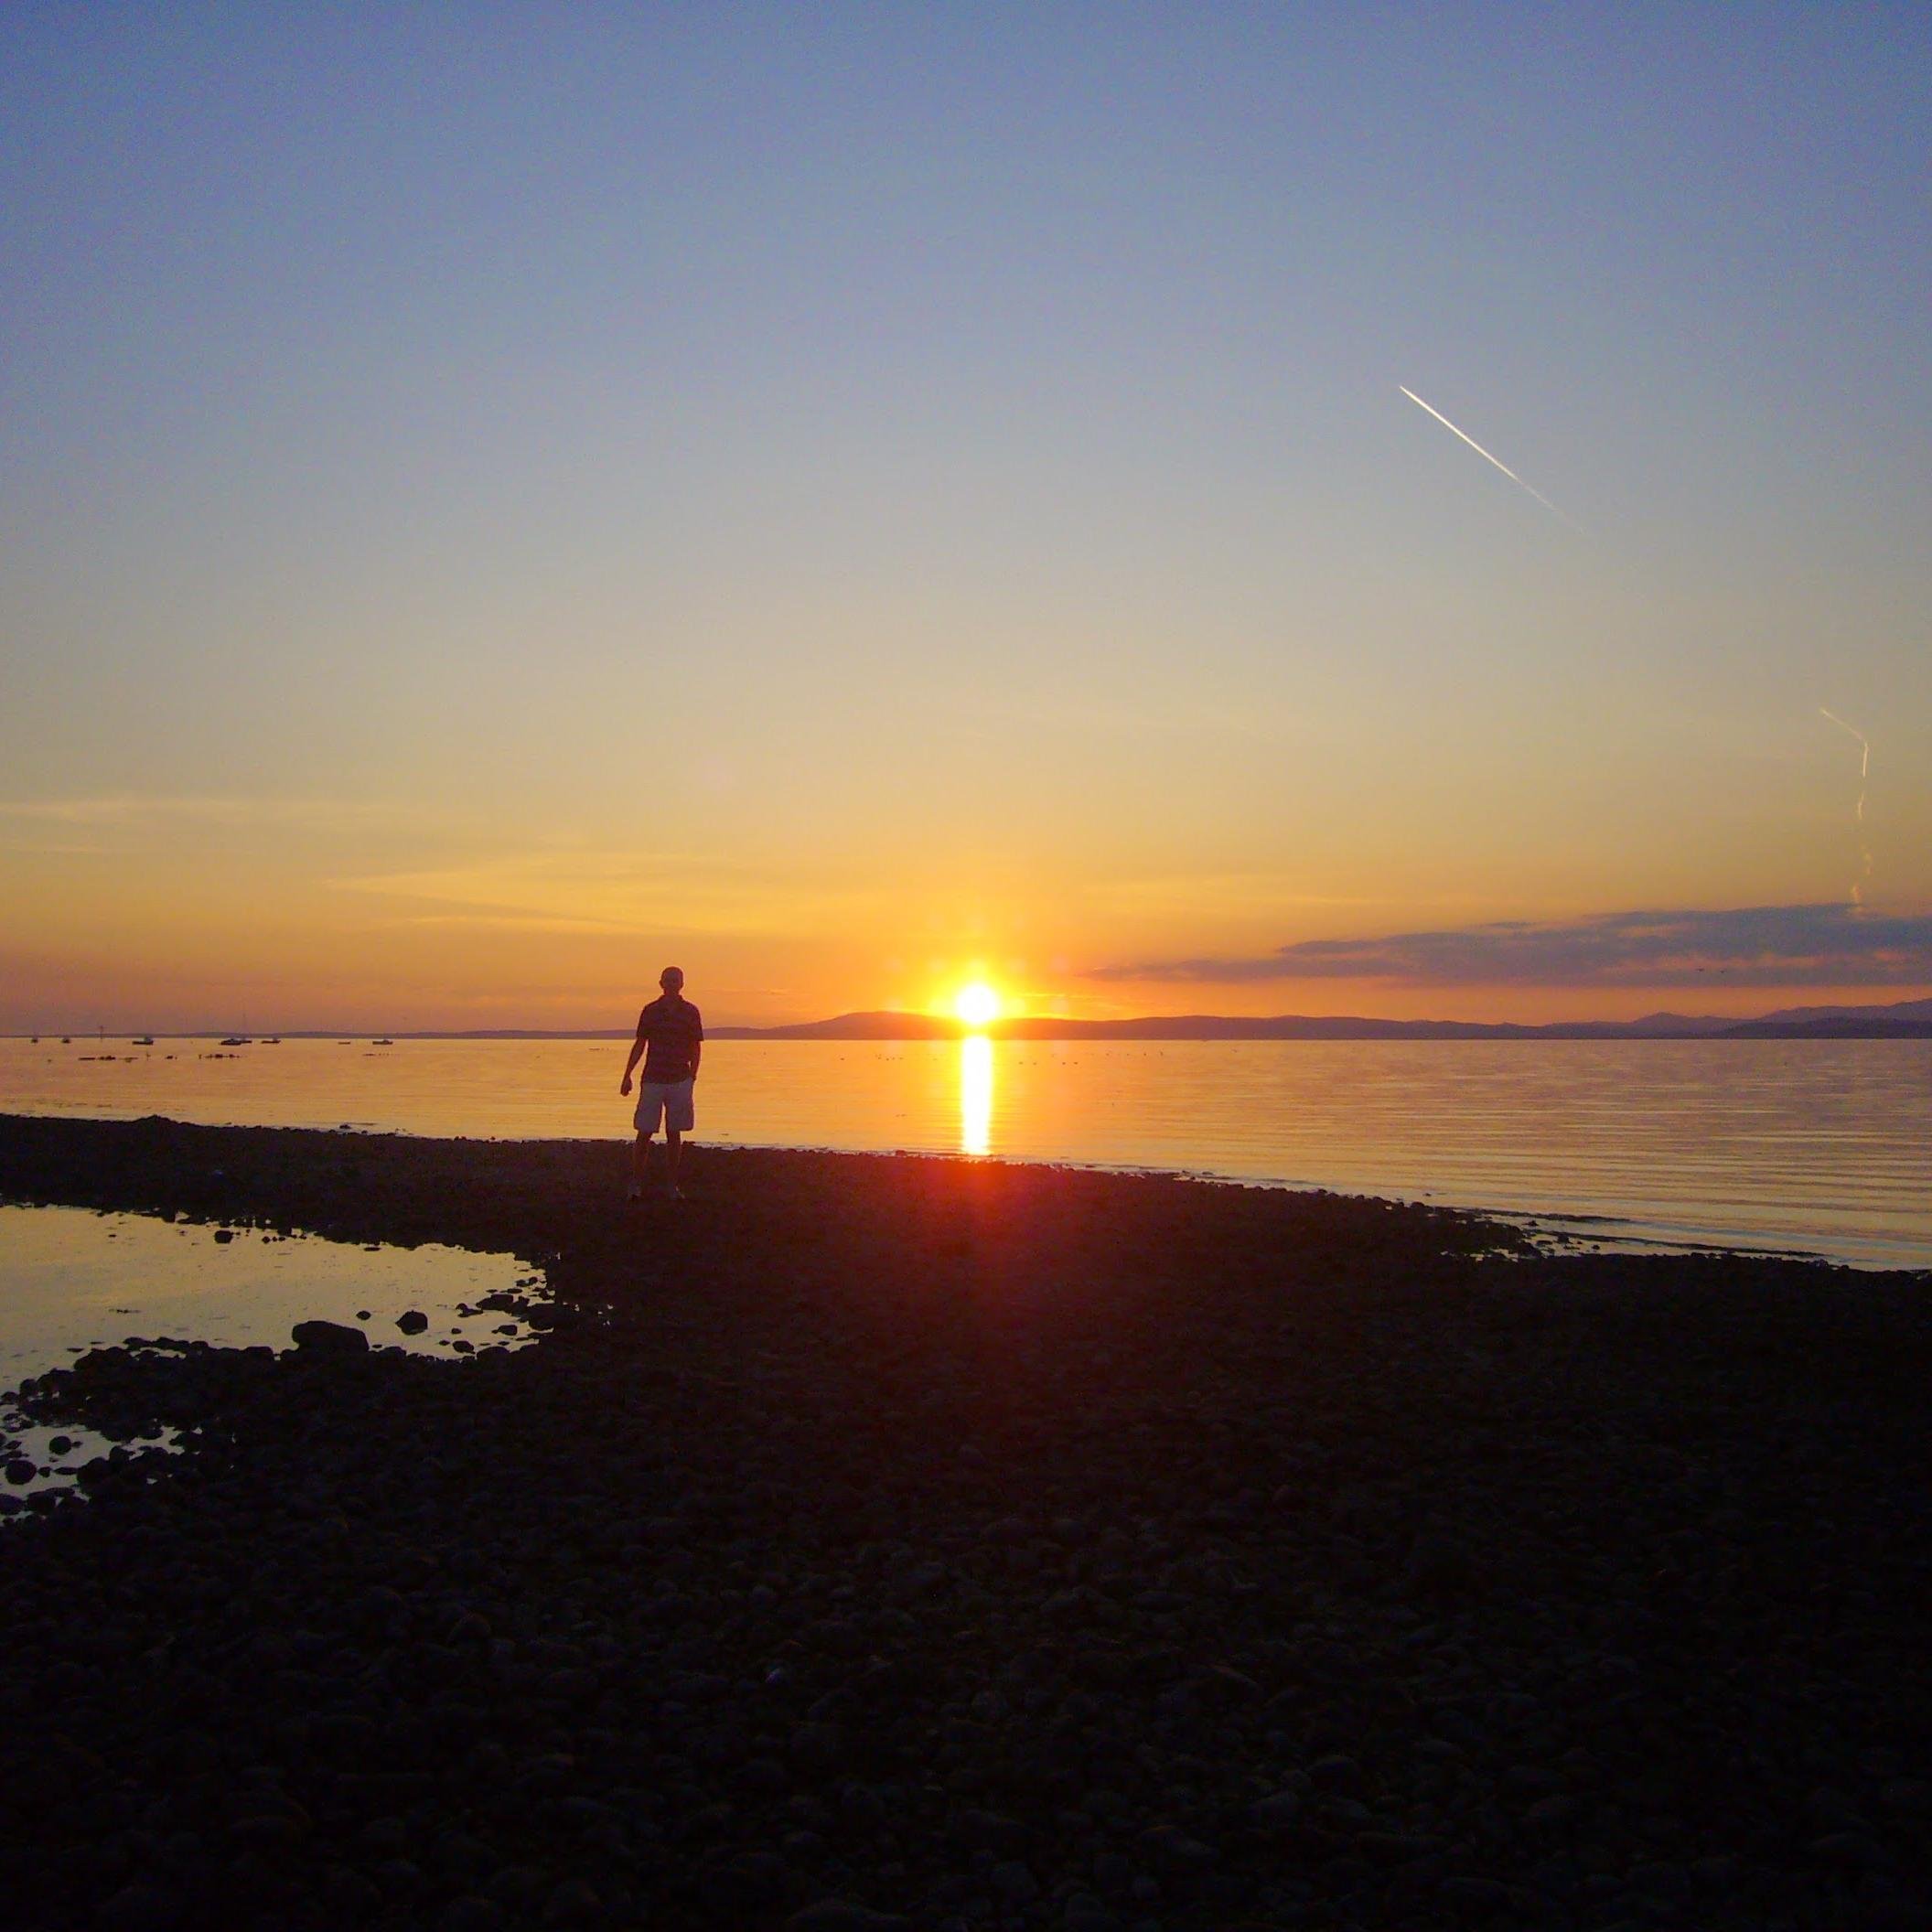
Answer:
[{"left": 620, "top": 966, "right": 703, "bottom": 1201}]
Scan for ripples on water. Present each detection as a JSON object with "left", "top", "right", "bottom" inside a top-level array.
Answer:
[{"left": 4, "top": 1036, "right": 1928, "bottom": 1268}]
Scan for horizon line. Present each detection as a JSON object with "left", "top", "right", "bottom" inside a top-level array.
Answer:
[{"left": 8, "top": 989, "right": 1931, "bottom": 1044}]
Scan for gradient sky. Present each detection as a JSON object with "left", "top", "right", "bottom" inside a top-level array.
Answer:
[{"left": 4, "top": 4, "right": 1928, "bottom": 1030}]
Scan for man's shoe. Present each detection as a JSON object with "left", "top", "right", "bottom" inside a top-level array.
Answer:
[
  {"left": 625, "top": 1182, "right": 642, "bottom": 1201},
  {"left": 666, "top": 1185, "right": 684, "bottom": 1202}
]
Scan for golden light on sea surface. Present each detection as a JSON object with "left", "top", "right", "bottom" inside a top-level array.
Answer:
[
  {"left": 960, "top": 1035, "right": 993, "bottom": 1157},
  {"left": 953, "top": 982, "right": 1001, "bottom": 1029}
]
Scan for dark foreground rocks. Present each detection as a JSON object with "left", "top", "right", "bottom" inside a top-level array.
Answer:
[{"left": 2, "top": 1113, "right": 1930, "bottom": 1931}]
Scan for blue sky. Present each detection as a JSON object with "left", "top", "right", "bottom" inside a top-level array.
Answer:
[{"left": 3, "top": 5, "right": 1927, "bottom": 1025}]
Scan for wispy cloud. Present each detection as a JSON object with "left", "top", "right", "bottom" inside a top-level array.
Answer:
[
  {"left": 0, "top": 795, "right": 404, "bottom": 828},
  {"left": 0, "top": 794, "right": 436, "bottom": 857},
  {"left": 1091, "top": 904, "right": 1932, "bottom": 989},
  {"left": 331, "top": 847, "right": 878, "bottom": 937}
]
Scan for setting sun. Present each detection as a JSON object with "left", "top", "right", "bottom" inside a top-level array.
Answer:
[{"left": 953, "top": 982, "right": 1001, "bottom": 1029}]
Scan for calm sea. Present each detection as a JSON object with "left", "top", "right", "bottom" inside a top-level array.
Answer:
[{"left": 4, "top": 1036, "right": 1928, "bottom": 1269}]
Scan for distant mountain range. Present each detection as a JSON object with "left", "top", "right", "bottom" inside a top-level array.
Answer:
[
  {"left": 58, "top": 996, "right": 1932, "bottom": 1043},
  {"left": 704, "top": 994, "right": 1932, "bottom": 1042}
]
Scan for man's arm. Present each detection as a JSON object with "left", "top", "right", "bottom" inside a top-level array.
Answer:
[
  {"left": 689, "top": 1036, "right": 701, "bottom": 1083},
  {"left": 620, "top": 1015, "right": 648, "bottom": 1093}
]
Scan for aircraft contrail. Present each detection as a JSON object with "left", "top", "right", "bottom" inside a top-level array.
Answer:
[
  {"left": 1398, "top": 386, "right": 1585, "bottom": 533},
  {"left": 1819, "top": 707, "right": 1873, "bottom": 909}
]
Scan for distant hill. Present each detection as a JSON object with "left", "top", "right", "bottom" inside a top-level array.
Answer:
[
  {"left": 707, "top": 996, "right": 1932, "bottom": 1042},
  {"left": 94, "top": 996, "right": 1930, "bottom": 1043},
  {"left": 1747, "top": 996, "right": 1932, "bottom": 1026},
  {"left": 1720, "top": 1016, "right": 1932, "bottom": 1040}
]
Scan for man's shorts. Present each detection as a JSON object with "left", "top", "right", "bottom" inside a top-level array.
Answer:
[{"left": 634, "top": 1078, "right": 695, "bottom": 1134}]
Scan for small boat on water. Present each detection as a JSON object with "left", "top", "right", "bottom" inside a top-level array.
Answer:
[
  {"left": 372, "top": 1037, "right": 395, "bottom": 1046},
  {"left": 220, "top": 1036, "right": 251, "bottom": 1046},
  {"left": 263, "top": 1036, "right": 283, "bottom": 1045},
  {"left": 133, "top": 1036, "right": 155, "bottom": 1046}
]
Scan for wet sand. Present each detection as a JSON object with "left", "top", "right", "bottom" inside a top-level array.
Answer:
[{"left": 3, "top": 1112, "right": 1929, "bottom": 1930}]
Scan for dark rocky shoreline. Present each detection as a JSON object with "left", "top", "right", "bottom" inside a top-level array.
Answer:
[{"left": 2, "top": 1113, "right": 1929, "bottom": 1931}]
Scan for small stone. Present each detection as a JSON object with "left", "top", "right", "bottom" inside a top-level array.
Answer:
[
  {"left": 542, "top": 1877, "right": 603, "bottom": 1924},
  {"left": 97, "top": 1884, "right": 181, "bottom": 1932},
  {"left": 440, "top": 1901, "right": 504, "bottom": 1932},
  {"left": 953, "top": 1809, "right": 1029, "bottom": 1853},
  {"left": 1403, "top": 1532, "right": 1476, "bottom": 1601},
  {"left": 1321, "top": 1797, "right": 1374, "bottom": 1829},
  {"left": 1809, "top": 1831, "right": 1893, "bottom": 1872},
  {"left": 320, "top": 1866, "right": 381, "bottom": 1916},
  {"left": 1063, "top": 1893, "right": 1119, "bottom": 1931},
  {"left": 789, "top": 1723, "right": 844, "bottom": 1772},
  {"left": 1806, "top": 1785, "right": 1867, "bottom": 1830},
  {"left": 229, "top": 1811, "right": 308, "bottom": 1849},
  {"left": 360, "top": 1816, "right": 409, "bottom": 1855},
  {"left": 1248, "top": 1790, "right": 1302, "bottom": 1828},
  {"left": 740, "top": 1755, "right": 789, "bottom": 1796},
  {"left": 990, "top": 1860, "right": 1039, "bottom": 1903},
  {"left": 786, "top": 1905, "right": 910, "bottom": 1932},
  {"left": 1440, "top": 1875, "right": 1516, "bottom": 1916},
  {"left": 1357, "top": 1829, "right": 1443, "bottom": 1860},
  {"left": 397, "top": 1310, "right": 430, "bottom": 1335},
  {"left": 1143, "top": 1824, "right": 1217, "bottom": 1869}
]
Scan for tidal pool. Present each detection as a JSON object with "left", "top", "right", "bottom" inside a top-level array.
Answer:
[{"left": 0, "top": 1204, "right": 546, "bottom": 1503}]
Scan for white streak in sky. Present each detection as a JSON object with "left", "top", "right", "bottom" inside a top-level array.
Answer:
[
  {"left": 1398, "top": 386, "right": 1585, "bottom": 534},
  {"left": 1819, "top": 708, "right": 1873, "bottom": 910}
]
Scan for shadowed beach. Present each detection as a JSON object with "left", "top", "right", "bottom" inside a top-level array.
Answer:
[{"left": 3, "top": 1114, "right": 1930, "bottom": 1930}]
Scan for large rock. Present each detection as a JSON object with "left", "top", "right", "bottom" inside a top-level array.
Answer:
[{"left": 291, "top": 1319, "right": 370, "bottom": 1357}]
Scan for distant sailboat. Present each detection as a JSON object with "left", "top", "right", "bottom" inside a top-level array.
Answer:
[
  {"left": 372, "top": 1036, "right": 395, "bottom": 1046},
  {"left": 134, "top": 1035, "right": 155, "bottom": 1046},
  {"left": 220, "top": 1036, "right": 250, "bottom": 1046}
]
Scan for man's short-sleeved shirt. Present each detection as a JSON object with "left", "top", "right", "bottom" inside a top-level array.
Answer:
[{"left": 636, "top": 994, "right": 703, "bottom": 1083}]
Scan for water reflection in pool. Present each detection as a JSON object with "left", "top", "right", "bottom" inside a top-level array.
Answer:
[{"left": 0, "top": 1205, "right": 546, "bottom": 1503}]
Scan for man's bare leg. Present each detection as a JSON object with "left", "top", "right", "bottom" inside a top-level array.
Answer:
[
  {"left": 631, "top": 1132, "right": 654, "bottom": 1198},
  {"left": 664, "top": 1128, "right": 683, "bottom": 1199}
]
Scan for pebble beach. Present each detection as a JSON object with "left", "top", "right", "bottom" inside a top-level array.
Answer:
[{"left": 3, "top": 1112, "right": 1929, "bottom": 1931}]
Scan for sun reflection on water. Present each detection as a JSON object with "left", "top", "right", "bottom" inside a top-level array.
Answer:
[{"left": 960, "top": 1035, "right": 992, "bottom": 1156}]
